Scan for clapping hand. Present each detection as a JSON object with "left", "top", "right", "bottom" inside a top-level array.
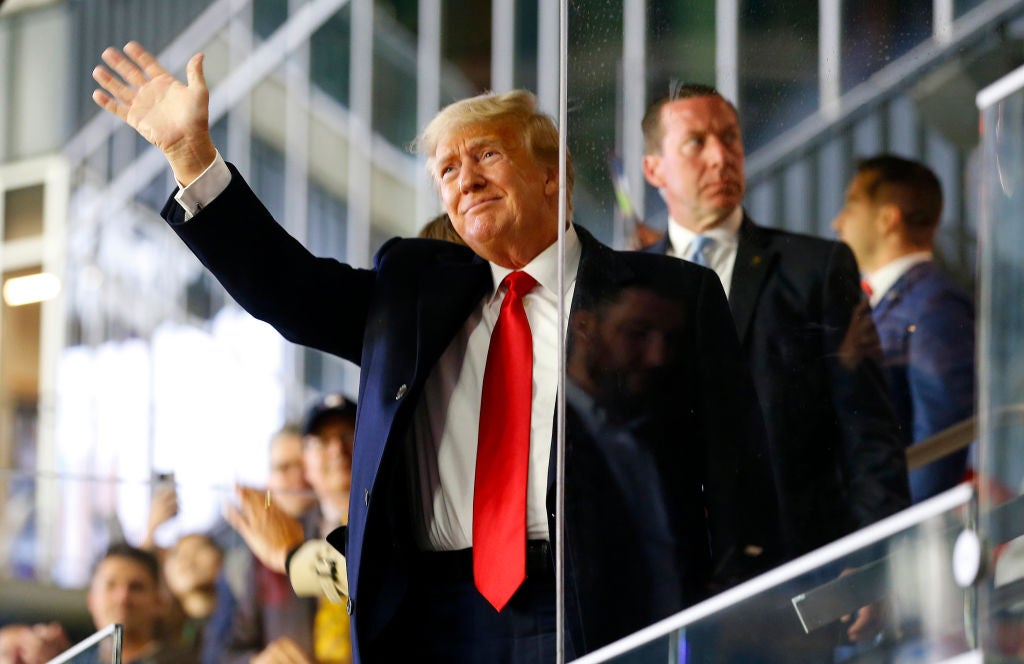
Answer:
[{"left": 223, "top": 485, "right": 306, "bottom": 574}]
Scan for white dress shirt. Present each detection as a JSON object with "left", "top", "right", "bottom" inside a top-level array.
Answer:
[
  {"left": 407, "top": 227, "right": 580, "bottom": 550},
  {"left": 863, "top": 251, "right": 933, "bottom": 308},
  {"left": 666, "top": 207, "right": 743, "bottom": 298},
  {"left": 174, "top": 154, "right": 582, "bottom": 552}
]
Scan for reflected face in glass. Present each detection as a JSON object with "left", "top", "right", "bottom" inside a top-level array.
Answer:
[
  {"left": 304, "top": 415, "right": 355, "bottom": 499},
  {"left": 643, "top": 96, "right": 745, "bottom": 232},
  {"left": 86, "top": 557, "right": 161, "bottom": 640},
  {"left": 833, "top": 172, "right": 883, "bottom": 271},
  {"left": 268, "top": 432, "right": 314, "bottom": 518},
  {"left": 435, "top": 122, "right": 559, "bottom": 268},
  {"left": 572, "top": 287, "right": 683, "bottom": 411},
  {"left": 164, "top": 534, "right": 222, "bottom": 598}
]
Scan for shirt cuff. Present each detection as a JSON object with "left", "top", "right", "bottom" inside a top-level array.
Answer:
[
  {"left": 173, "top": 150, "right": 230, "bottom": 220},
  {"left": 286, "top": 540, "right": 349, "bottom": 604}
]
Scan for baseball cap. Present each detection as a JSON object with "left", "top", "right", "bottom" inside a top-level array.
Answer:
[{"left": 302, "top": 393, "right": 358, "bottom": 436}]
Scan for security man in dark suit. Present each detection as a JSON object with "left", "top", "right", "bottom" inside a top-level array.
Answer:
[
  {"left": 642, "top": 86, "right": 911, "bottom": 658},
  {"left": 92, "top": 45, "right": 778, "bottom": 663}
]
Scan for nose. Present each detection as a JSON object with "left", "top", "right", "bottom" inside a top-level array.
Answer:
[
  {"left": 704, "top": 135, "right": 729, "bottom": 167},
  {"left": 643, "top": 333, "right": 669, "bottom": 368},
  {"left": 831, "top": 212, "right": 843, "bottom": 234},
  {"left": 458, "top": 162, "right": 485, "bottom": 193}
]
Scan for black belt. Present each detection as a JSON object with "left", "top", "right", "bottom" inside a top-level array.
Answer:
[{"left": 414, "top": 541, "right": 553, "bottom": 581}]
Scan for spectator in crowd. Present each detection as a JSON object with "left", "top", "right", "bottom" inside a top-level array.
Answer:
[
  {"left": 162, "top": 532, "right": 224, "bottom": 661},
  {"left": 221, "top": 399, "right": 356, "bottom": 664},
  {"left": 86, "top": 543, "right": 196, "bottom": 663},
  {"left": 833, "top": 154, "right": 975, "bottom": 502}
]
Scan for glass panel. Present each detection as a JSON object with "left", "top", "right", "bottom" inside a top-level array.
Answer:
[
  {"left": 574, "top": 488, "right": 975, "bottom": 663},
  {"left": 977, "top": 69, "right": 1024, "bottom": 659},
  {"left": 841, "top": 1, "right": 932, "bottom": 94},
  {"left": 3, "top": 184, "right": 44, "bottom": 241},
  {"left": 740, "top": 0, "right": 819, "bottom": 152}
]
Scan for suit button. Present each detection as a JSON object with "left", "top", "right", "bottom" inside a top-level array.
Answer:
[
  {"left": 364, "top": 488, "right": 370, "bottom": 506},
  {"left": 395, "top": 384, "right": 407, "bottom": 400},
  {"left": 346, "top": 597, "right": 354, "bottom": 615}
]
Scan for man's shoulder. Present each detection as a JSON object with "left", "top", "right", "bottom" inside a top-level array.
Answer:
[
  {"left": 897, "top": 263, "right": 974, "bottom": 317},
  {"left": 372, "top": 236, "right": 477, "bottom": 271},
  {"left": 749, "top": 222, "right": 845, "bottom": 257}
]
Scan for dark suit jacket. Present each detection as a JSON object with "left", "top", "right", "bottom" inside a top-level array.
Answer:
[
  {"left": 649, "top": 215, "right": 910, "bottom": 557},
  {"left": 872, "top": 261, "right": 974, "bottom": 502},
  {"left": 163, "top": 167, "right": 776, "bottom": 660}
]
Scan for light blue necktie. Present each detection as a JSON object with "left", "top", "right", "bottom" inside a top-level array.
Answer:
[{"left": 688, "top": 235, "right": 716, "bottom": 268}]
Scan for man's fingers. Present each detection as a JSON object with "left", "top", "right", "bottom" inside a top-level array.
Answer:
[
  {"left": 91, "top": 89, "right": 127, "bottom": 120},
  {"left": 92, "top": 65, "right": 136, "bottom": 107},
  {"left": 123, "top": 41, "right": 167, "bottom": 80},
  {"left": 186, "top": 53, "right": 207, "bottom": 92},
  {"left": 101, "top": 45, "right": 149, "bottom": 90}
]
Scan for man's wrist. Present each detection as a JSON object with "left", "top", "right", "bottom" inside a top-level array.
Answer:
[{"left": 167, "top": 137, "right": 218, "bottom": 188}]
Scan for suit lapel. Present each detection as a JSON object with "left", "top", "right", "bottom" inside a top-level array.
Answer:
[
  {"left": 730, "top": 216, "right": 777, "bottom": 345},
  {"left": 871, "top": 261, "right": 932, "bottom": 321},
  {"left": 414, "top": 248, "right": 492, "bottom": 381}
]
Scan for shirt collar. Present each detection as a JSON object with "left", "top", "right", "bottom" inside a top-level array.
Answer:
[
  {"left": 865, "top": 251, "right": 933, "bottom": 307},
  {"left": 666, "top": 206, "right": 742, "bottom": 257},
  {"left": 488, "top": 223, "right": 582, "bottom": 301}
]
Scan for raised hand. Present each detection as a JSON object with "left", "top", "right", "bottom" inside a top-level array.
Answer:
[
  {"left": 223, "top": 485, "right": 306, "bottom": 574},
  {"left": 92, "top": 41, "right": 217, "bottom": 186}
]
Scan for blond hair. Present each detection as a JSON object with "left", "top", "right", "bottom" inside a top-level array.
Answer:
[{"left": 414, "top": 89, "right": 574, "bottom": 214}]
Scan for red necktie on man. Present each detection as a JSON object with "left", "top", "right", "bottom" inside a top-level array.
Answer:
[{"left": 474, "top": 270, "right": 537, "bottom": 612}]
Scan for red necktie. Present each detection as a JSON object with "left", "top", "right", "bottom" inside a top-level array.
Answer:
[
  {"left": 860, "top": 278, "right": 874, "bottom": 299},
  {"left": 474, "top": 270, "right": 537, "bottom": 612}
]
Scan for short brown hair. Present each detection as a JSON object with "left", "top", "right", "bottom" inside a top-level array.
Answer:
[
  {"left": 856, "top": 154, "right": 943, "bottom": 245},
  {"left": 642, "top": 83, "right": 739, "bottom": 155},
  {"left": 414, "top": 89, "right": 574, "bottom": 214}
]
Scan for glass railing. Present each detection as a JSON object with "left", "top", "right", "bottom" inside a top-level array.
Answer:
[
  {"left": 572, "top": 484, "right": 977, "bottom": 663},
  {"left": 48, "top": 623, "right": 123, "bottom": 664}
]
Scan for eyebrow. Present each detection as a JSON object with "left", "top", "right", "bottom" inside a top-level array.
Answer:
[{"left": 436, "top": 136, "right": 503, "bottom": 165}]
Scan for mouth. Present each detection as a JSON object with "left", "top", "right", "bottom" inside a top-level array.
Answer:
[{"left": 462, "top": 197, "right": 500, "bottom": 214}]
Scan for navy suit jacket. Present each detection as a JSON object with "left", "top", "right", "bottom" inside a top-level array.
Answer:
[
  {"left": 163, "top": 167, "right": 777, "bottom": 660},
  {"left": 649, "top": 215, "right": 910, "bottom": 558},
  {"left": 871, "top": 261, "right": 974, "bottom": 502}
]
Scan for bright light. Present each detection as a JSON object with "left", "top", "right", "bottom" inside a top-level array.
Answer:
[{"left": 3, "top": 272, "right": 61, "bottom": 306}]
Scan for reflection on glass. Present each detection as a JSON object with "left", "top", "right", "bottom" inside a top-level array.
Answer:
[
  {"left": 578, "top": 489, "right": 974, "bottom": 664},
  {"left": 977, "top": 72, "right": 1024, "bottom": 660},
  {"left": 739, "top": 0, "right": 819, "bottom": 152},
  {"left": 842, "top": 2, "right": 932, "bottom": 93}
]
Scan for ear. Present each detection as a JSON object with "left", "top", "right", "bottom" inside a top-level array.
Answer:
[
  {"left": 544, "top": 166, "right": 559, "bottom": 197},
  {"left": 877, "top": 203, "right": 902, "bottom": 236},
  {"left": 643, "top": 153, "right": 664, "bottom": 188}
]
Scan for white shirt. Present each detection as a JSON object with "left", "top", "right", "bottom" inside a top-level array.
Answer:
[
  {"left": 864, "top": 251, "right": 933, "bottom": 308},
  {"left": 408, "top": 227, "right": 580, "bottom": 550},
  {"left": 666, "top": 207, "right": 743, "bottom": 298},
  {"left": 175, "top": 153, "right": 582, "bottom": 551}
]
